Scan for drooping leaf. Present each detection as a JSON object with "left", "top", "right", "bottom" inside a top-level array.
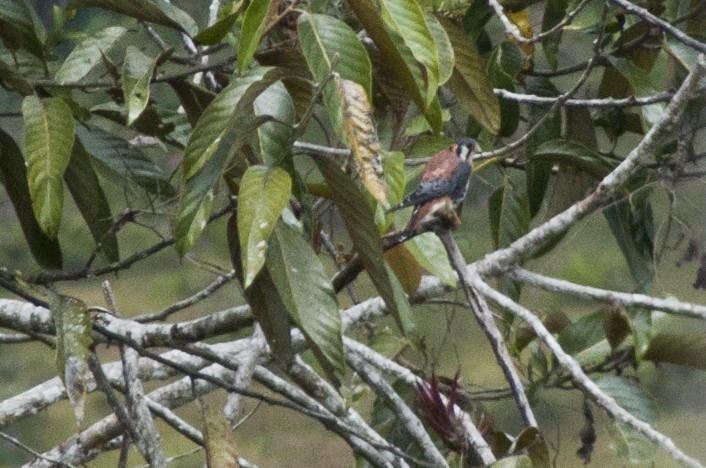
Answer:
[
  {"left": 405, "top": 232, "right": 456, "bottom": 287},
  {"left": 609, "top": 56, "right": 664, "bottom": 129},
  {"left": 182, "top": 66, "right": 283, "bottom": 179},
  {"left": 384, "top": 243, "right": 422, "bottom": 294},
  {"left": 645, "top": 330, "right": 706, "bottom": 371},
  {"left": 441, "top": 17, "right": 500, "bottom": 134},
  {"left": 202, "top": 401, "right": 240, "bottom": 468},
  {"left": 335, "top": 77, "right": 386, "bottom": 205},
  {"left": 426, "top": 14, "right": 453, "bottom": 87},
  {"left": 237, "top": 0, "right": 276, "bottom": 73},
  {"left": 381, "top": 150, "right": 405, "bottom": 208},
  {"left": 50, "top": 293, "right": 92, "bottom": 427},
  {"left": 347, "top": 0, "right": 440, "bottom": 131},
  {"left": 54, "top": 26, "right": 126, "bottom": 84},
  {"left": 238, "top": 166, "right": 292, "bottom": 287},
  {"left": 557, "top": 309, "right": 605, "bottom": 356},
  {"left": 487, "top": 42, "right": 524, "bottom": 137},
  {"left": 0, "top": 0, "right": 46, "bottom": 60},
  {"left": 22, "top": 95, "right": 75, "bottom": 238},
  {"left": 531, "top": 139, "right": 614, "bottom": 179},
  {"left": 254, "top": 81, "right": 295, "bottom": 166},
  {"left": 541, "top": 0, "right": 568, "bottom": 70},
  {"left": 167, "top": 79, "right": 216, "bottom": 127},
  {"left": 75, "top": 124, "right": 175, "bottom": 198},
  {"left": 298, "top": 13, "right": 372, "bottom": 141},
  {"left": 69, "top": 0, "right": 198, "bottom": 35},
  {"left": 603, "top": 303, "right": 630, "bottom": 351},
  {"left": 604, "top": 191, "right": 655, "bottom": 290},
  {"left": 524, "top": 77, "right": 560, "bottom": 217},
  {"left": 514, "top": 427, "right": 550, "bottom": 468},
  {"left": 0, "top": 128, "right": 62, "bottom": 269},
  {"left": 228, "top": 214, "right": 293, "bottom": 365},
  {"left": 64, "top": 139, "right": 119, "bottom": 262},
  {"left": 266, "top": 221, "right": 344, "bottom": 385},
  {"left": 595, "top": 376, "right": 657, "bottom": 464},
  {"left": 380, "top": 0, "right": 440, "bottom": 105},
  {"left": 122, "top": 46, "right": 158, "bottom": 125},
  {"left": 314, "top": 156, "right": 415, "bottom": 334}
]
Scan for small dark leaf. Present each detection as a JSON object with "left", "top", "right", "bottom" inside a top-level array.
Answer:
[
  {"left": 514, "top": 427, "right": 550, "bottom": 468},
  {"left": 167, "top": 79, "right": 217, "bottom": 128},
  {"left": 603, "top": 304, "right": 630, "bottom": 351}
]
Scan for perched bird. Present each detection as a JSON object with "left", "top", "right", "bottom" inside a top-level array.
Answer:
[{"left": 388, "top": 138, "right": 479, "bottom": 232}]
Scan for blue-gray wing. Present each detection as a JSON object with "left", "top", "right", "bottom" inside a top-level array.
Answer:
[{"left": 387, "top": 163, "right": 471, "bottom": 212}]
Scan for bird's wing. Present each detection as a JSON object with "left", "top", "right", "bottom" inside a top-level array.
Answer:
[{"left": 387, "top": 178, "right": 450, "bottom": 212}]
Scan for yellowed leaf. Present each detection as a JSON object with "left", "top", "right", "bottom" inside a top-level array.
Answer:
[
  {"left": 507, "top": 10, "right": 534, "bottom": 56},
  {"left": 203, "top": 402, "right": 239, "bottom": 468},
  {"left": 384, "top": 243, "right": 422, "bottom": 294},
  {"left": 335, "top": 77, "right": 387, "bottom": 206}
]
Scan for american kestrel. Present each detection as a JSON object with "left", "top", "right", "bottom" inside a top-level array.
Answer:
[{"left": 388, "top": 138, "right": 479, "bottom": 231}]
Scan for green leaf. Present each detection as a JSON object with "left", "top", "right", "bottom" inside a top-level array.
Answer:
[
  {"left": 182, "top": 66, "right": 283, "bottom": 179},
  {"left": 254, "top": 81, "right": 295, "bottom": 166},
  {"left": 237, "top": 0, "right": 276, "bottom": 73},
  {"left": 381, "top": 150, "right": 405, "bottom": 208},
  {"left": 167, "top": 79, "right": 216, "bottom": 127},
  {"left": 531, "top": 139, "right": 614, "bottom": 179},
  {"left": 64, "top": 139, "right": 119, "bottom": 262},
  {"left": 194, "top": 2, "right": 244, "bottom": 45},
  {"left": 75, "top": 124, "right": 175, "bottom": 198},
  {"left": 298, "top": 13, "right": 372, "bottom": 141},
  {"left": 541, "top": 0, "right": 568, "bottom": 70},
  {"left": 69, "top": 0, "right": 198, "bottom": 35},
  {"left": 557, "top": 309, "right": 605, "bottom": 356},
  {"left": 405, "top": 232, "right": 456, "bottom": 287},
  {"left": 487, "top": 42, "right": 524, "bottom": 137},
  {"left": 609, "top": 56, "right": 664, "bottom": 128},
  {"left": 595, "top": 376, "right": 657, "bottom": 464},
  {"left": 441, "top": 17, "right": 500, "bottom": 134},
  {"left": 314, "top": 156, "right": 415, "bottom": 334},
  {"left": 54, "top": 26, "right": 126, "bottom": 84},
  {"left": 524, "top": 77, "right": 560, "bottom": 217},
  {"left": 266, "top": 221, "right": 344, "bottom": 384},
  {"left": 22, "top": 95, "right": 75, "bottom": 238},
  {"left": 380, "top": 0, "right": 439, "bottom": 105},
  {"left": 488, "top": 177, "right": 530, "bottom": 250},
  {"left": 0, "top": 0, "right": 46, "bottom": 60},
  {"left": 347, "top": 0, "right": 440, "bottom": 131},
  {"left": 238, "top": 166, "right": 292, "bottom": 287},
  {"left": 604, "top": 192, "right": 655, "bottom": 290},
  {"left": 426, "top": 14, "right": 453, "bottom": 86},
  {"left": 50, "top": 293, "right": 92, "bottom": 427},
  {"left": 514, "top": 427, "right": 550, "bottom": 468},
  {"left": 0, "top": 128, "right": 62, "bottom": 269},
  {"left": 122, "top": 46, "right": 157, "bottom": 125},
  {"left": 0, "top": 57, "right": 33, "bottom": 94}
]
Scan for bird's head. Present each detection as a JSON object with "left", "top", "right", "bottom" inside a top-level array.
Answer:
[{"left": 453, "top": 138, "right": 481, "bottom": 163}]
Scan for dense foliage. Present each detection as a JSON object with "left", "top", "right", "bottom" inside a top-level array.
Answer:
[{"left": 1, "top": 0, "right": 706, "bottom": 466}]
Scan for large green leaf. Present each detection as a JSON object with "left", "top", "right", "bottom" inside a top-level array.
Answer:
[
  {"left": 64, "top": 139, "right": 119, "bottom": 262},
  {"left": 405, "top": 232, "right": 456, "bottom": 287},
  {"left": 0, "top": 128, "right": 62, "bottom": 269},
  {"left": 75, "top": 125, "right": 175, "bottom": 198},
  {"left": 0, "top": 0, "right": 46, "bottom": 60},
  {"left": 487, "top": 42, "right": 524, "bottom": 137},
  {"left": 595, "top": 376, "right": 657, "bottom": 464},
  {"left": 531, "top": 139, "right": 614, "bottom": 179},
  {"left": 266, "top": 221, "right": 344, "bottom": 384},
  {"left": 69, "top": 0, "right": 198, "bottom": 35},
  {"left": 22, "top": 96, "right": 75, "bottom": 238},
  {"left": 489, "top": 177, "right": 529, "bottom": 301},
  {"left": 237, "top": 0, "right": 276, "bottom": 73},
  {"left": 182, "top": 66, "right": 283, "bottom": 179},
  {"left": 426, "top": 14, "right": 453, "bottom": 87},
  {"left": 238, "top": 166, "right": 292, "bottom": 287},
  {"left": 54, "top": 26, "right": 126, "bottom": 84},
  {"left": 347, "top": 0, "right": 440, "bottom": 131},
  {"left": 524, "top": 77, "right": 561, "bottom": 217},
  {"left": 541, "top": 0, "right": 568, "bottom": 70},
  {"left": 380, "top": 0, "right": 439, "bottom": 105},
  {"left": 314, "top": 156, "right": 415, "bottom": 334},
  {"left": 254, "top": 82, "right": 295, "bottom": 166},
  {"left": 298, "top": 13, "right": 372, "bottom": 141},
  {"left": 122, "top": 46, "right": 157, "bottom": 125},
  {"left": 441, "top": 17, "right": 500, "bottom": 134},
  {"left": 50, "top": 293, "right": 92, "bottom": 426},
  {"left": 604, "top": 191, "right": 655, "bottom": 290}
]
